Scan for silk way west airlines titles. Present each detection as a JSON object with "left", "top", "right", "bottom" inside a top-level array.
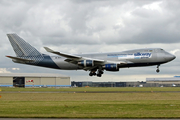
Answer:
[{"left": 6, "top": 34, "right": 176, "bottom": 77}]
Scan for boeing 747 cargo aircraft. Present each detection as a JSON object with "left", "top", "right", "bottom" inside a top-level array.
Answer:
[{"left": 6, "top": 34, "right": 176, "bottom": 77}]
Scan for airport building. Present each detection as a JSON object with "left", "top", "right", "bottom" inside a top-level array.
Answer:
[
  {"left": 71, "top": 81, "right": 127, "bottom": 87},
  {"left": 1, "top": 73, "right": 180, "bottom": 88},
  {"left": 0, "top": 73, "right": 71, "bottom": 87},
  {"left": 72, "top": 76, "right": 180, "bottom": 87},
  {"left": 146, "top": 76, "right": 180, "bottom": 87},
  {"left": 71, "top": 81, "right": 147, "bottom": 87}
]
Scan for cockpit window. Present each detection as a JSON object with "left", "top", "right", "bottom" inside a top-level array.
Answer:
[{"left": 160, "top": 49, "right": 163, "bottom": 50}]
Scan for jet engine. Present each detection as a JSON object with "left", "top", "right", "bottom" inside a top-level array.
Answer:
[
  {"left": 103, "top": 64, "right": 119, "bottom": 71},
  {"left": 78, "top": 60, "right": 94, "bottom": 67}
]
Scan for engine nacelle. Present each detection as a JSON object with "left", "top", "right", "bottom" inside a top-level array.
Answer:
[
  {"left": 78, "top": 60, "right": 94, "bottom": 67},
  {"left": 103, "top": 64, "right": 119, "bottom": 71}
]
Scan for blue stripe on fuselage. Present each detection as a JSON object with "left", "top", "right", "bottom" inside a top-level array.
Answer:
[{"left": 37, "top": 55, "right": 60, "bottom": 69}]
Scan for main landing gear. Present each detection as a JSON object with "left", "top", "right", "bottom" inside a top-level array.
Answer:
[
  {"left": 97, "top": 69, "right": 104, "bottom": 77},
  {"left": 89, "top": 70, "right": 96, "bottom": 76},
  {"left": 89, "top": 69, "right": 104, "bottom": 77},
  {"left": 156, "top": 65, "right": 160, "bottom": 73}
]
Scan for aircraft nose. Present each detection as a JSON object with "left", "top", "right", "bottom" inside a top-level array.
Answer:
[
  {"left": 172, "top": 54, "right": 176, "bottom": 60},
  {"left": 165, "top": 53, "right": 176, "bottom": 61}
]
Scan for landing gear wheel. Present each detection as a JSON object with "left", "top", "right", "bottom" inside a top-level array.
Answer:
[
  {"left": 96, "top": 69, "right": 103, "bottom": 77},
  {"left": 89, "top": 69, "right": 97, "bottom": 76},
  {"left": 89, "top": 73, "right": 93, "bottom": 76},
  {"left": 97, "top": 74, "right": 102, "bottom": 77},
  {"left": 100, "top": 71, "right": 104, "bottom": 74},
  {"left": 156, "top": 69, "right": 160, "bottom": 73}
]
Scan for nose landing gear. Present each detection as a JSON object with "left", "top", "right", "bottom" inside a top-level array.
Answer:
[{"left": 156, "top": 65, "right": 160, "bottom": 73}]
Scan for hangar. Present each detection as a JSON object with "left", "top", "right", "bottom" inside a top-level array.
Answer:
[{"left": 0, "top": 73, "right": 71, "bottom": 87}]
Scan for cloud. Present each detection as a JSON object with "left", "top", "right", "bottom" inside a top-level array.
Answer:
[
  {"left": 11, "top": 68, "right": 20, "bottom": 71},
  {"left": 170, "top": 49, "right": 180, "bottom": 55},
  {"left": 2, "top": 0, "right": 180, "bottom": 45},
  {"left": 0, "top": 68, "right": 11, "bottom": 73},
  {"left": 0, "top": 0, "right": 180, "bottom": 81}
]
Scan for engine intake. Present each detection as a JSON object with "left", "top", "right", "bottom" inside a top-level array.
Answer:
[
  {"left": 78, "top": 60, "right": 94, "bottom": 67},
  {"left": 103, "top": 64, "right": 119, "bottom": 71}
]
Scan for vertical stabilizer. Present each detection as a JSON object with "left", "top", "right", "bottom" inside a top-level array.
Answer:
[{"left": 7, "top": 34, "right": 42, "bottom": 57}]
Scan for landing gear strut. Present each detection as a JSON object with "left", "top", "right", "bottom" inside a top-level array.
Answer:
[{"left": 156, "top": 65, "right": 160, "bottom": 73}]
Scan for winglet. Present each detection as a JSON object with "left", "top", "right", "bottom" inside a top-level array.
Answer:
[{"left": 44, "top": 47, "right": 54, "bottom": 53}]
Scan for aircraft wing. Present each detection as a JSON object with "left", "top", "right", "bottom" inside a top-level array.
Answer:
[
  {"left": 6, "top": 56, "right": 34, "bottom": 62},
  {"left": 44, "top": 47, "right": 127, "bottom": 70},
  {"left": 44, "top": 47, "right": 82, "bottom": 59},
  {"left": 44, "top": 47, "right": 105, "bottom": 62}
]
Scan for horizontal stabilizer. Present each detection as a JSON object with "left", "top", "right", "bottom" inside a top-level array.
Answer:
[{"left": 6, "top": 56, "right": 34, "bottom": 62}]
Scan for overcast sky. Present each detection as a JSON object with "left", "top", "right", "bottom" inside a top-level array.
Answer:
[{"left": 0, "top": 0, "right": 180, "bottom": 82}]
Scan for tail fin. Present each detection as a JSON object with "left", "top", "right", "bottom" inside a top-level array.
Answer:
[{"left": 7, "top": 34, "right": 42, "bottom": 57}]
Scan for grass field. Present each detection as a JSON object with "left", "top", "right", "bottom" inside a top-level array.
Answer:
[
  {"left": 0, "top": 87, "right": 180, "bottom": 118},
  {"left": 1, "top": 87, "right": 180, "bottom": 92}
]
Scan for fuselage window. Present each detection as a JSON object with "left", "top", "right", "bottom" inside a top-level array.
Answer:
[{"left": 149, "top": 50, "right": 153, "bottom": 52}]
